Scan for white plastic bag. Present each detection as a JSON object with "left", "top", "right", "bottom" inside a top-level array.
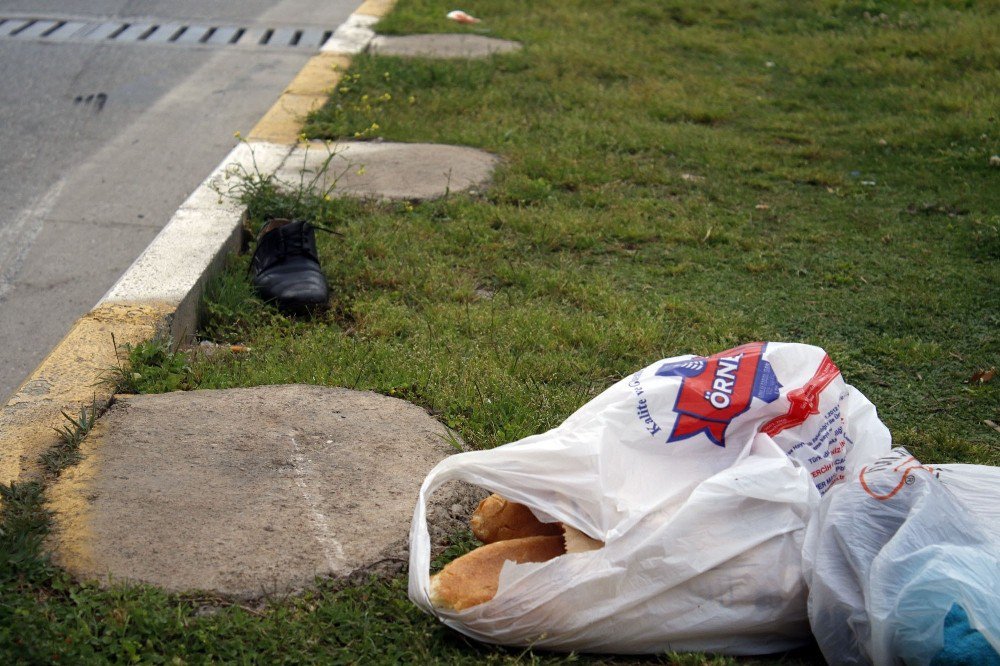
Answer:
[
  {"left": 802, "top": 448, "right": 1000, "bottom": 665},
  {"left": 409, "top": 342, "right": 892, "bottom": 654}
]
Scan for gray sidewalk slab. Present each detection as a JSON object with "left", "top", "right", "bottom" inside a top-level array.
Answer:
[
  {"left": 369, "top": 33, "right": 522, "bottom": 59},
  {"left": 48, "top": 385, "right": 483, "bottom": 597},
  {"left": 277, "top": 140, "right": 500, "bottom": 201}
]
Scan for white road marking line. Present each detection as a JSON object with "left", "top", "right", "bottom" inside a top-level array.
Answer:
[{"left": 0, "top": 178, "right": 65, "bottom": 303}]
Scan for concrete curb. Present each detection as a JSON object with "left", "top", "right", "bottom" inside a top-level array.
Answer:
[{"left": 0, "top": 1, "right": 398, "bottom": 488}]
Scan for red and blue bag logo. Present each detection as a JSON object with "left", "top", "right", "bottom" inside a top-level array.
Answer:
[{"left": 656, "top": 342, "right": 781, "bottom": 447}]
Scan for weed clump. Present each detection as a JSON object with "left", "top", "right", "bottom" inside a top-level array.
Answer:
[
  {"left": 216, "top": 137, "right": 363, "bottom": 238},
  {"left": 306, "top": 68, "right": 415, "bottom": 140},
  {"left": 112, "top": 338, "right": 198, "bottom": 394},
  {"left": 39, "top": 400, "right": 100, "bottom": 475}
]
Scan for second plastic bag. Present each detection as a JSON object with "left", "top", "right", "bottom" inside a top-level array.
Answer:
[
  {"left": 803, "top": 448, "right": 1000, "bottom": 665},
  {"left": 409, "top": 342, "right": 892, "bottom": 654}
]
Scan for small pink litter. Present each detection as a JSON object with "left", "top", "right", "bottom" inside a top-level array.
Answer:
[{"left": 447, "top": 10, "right": 481, "bottom": 24}]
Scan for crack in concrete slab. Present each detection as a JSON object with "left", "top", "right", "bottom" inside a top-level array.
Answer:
[{"left": 289, "top": 433, "right": 346, "bottom": 573}]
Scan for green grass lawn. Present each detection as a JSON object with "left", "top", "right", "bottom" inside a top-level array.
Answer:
[{"left": 3, "top": 0, "right": 998, "bottom": 662}]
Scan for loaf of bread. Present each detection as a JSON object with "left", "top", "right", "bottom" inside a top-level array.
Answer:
[
  {"left": 429, "top": 535, "right": 565, "bottom": 611},
  {"left": 562, "top": 524, "right": 604, "bottom": 553},
  {"left": 469, "top": 494, "right": 563, "bottom": 543}
]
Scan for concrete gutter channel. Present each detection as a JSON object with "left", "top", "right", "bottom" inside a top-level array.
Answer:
[{"left": 0, "top": 0, "right": 396, "bottom": 491}]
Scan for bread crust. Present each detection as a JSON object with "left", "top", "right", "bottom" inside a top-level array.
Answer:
[
  {"left": 469, "top": 494, "right": 562, "bottom": 543},
  {"left": 562, "top": 524, "right": 604, "bottom": 553},
  {"left": 429, "top": 535, "right": 565, "bottom": 611}
]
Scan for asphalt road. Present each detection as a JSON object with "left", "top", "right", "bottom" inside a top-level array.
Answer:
[{"left": 0, "top": 0, "right": 358, "bottom": 402}]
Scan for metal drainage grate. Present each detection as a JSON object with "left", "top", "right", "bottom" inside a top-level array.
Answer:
[{"left": 0, "top": 16, "right": 334, "bottom": 50}]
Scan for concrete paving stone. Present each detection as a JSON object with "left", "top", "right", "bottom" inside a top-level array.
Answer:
[
  {"left": 368, "top": 34, "right": 522, "bottom": 59},
  {"left": 47, "top": 385, "right": 483, "bottom": 598},
  {"left": 276, "top": 140, "right": 499, "bottom": 201}
]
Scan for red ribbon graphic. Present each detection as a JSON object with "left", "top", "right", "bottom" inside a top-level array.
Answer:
[{"left": 760, "top": 355, "right": 840, "bottom": 437}]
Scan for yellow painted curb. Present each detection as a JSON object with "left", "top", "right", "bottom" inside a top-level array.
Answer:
[
  {"left": 45, "top": 418, "right": 106, "bottom": 575},
  {"left": 356, "top": 0, "right": 396, "bottom": 17},
  {"left": 249, "top": 1, "right": 397, "bottom": 143},
  {"left": 248, "top": 93, "right": 331, "bottom": 143},
  {"left": 0, "top": 302, "right": 172, "bottom": 486},
  {"left": 249, "top": 53, "right": 353, "bottom": 143},
  {"left": 285, "top": 53, "right": 353, "bottom": 96}
]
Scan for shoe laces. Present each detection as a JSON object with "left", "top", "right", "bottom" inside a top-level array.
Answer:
[{"left": 249, "top": 218, "right": 339, "bottom": 275}]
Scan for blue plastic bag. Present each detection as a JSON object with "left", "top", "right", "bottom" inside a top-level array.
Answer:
[{"left": 802, "top": 448, "right": 1000, "bottom": 665}]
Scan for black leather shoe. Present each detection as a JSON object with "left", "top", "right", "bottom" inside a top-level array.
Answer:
[{"left": 249, "top": 218, "right": 329, "bottom": 313}]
